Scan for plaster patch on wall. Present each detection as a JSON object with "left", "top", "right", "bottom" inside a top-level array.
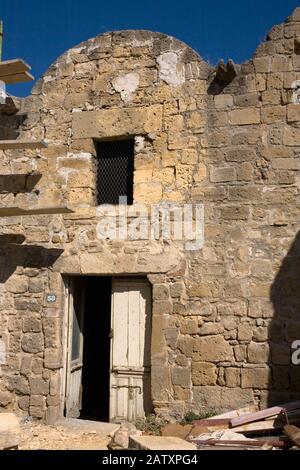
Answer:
[
  {"left": 157, "top": 52, "right": 185, "bottom": 87},
  {"left": 292, "top": 80, "right": 300, "bottom": 103},
  {"left": 135, "top": 136, "right": 145, "bottom": 152},
  {"left": 0, "top": 340, "right": 6, "bottom": 365},
  {"left": 112, "top": 73, "right": 140, "bottom": 102}
]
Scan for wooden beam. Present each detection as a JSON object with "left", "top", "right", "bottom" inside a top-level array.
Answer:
[
  {"left": 284, "top": 425, "right": 300, "bottom": 448},
  {"left": 230, "top": 406, "right": 284, "bottom": 428},
  {"left": 194, "top": 438, "right": 287, "bottom": 449},
  {"left": 192, "top": 418, "right": 230, "bottom": 427},
  {"left": 0, "top": 71, "right": 34, "bottom": 84},
  {"left": 0, "top": 140, "right": 47, "bottom": 150},
  {"left": 0, "top": 59, "right": 31, "bottom": 76},
  {"left": 230, "top": 400, "right": 300, "bottom": 428},
  {"left": 0, "top": 206, "right": 73, "bottom": 217}
]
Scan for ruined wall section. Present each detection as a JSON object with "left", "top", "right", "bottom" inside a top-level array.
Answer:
[
  {"left": 2, "top": 9, "right": 300, "bottom": 421},
  {"left": 183, "top": 8, "right": 300, "bottom": 412},
  {"left": 0, "top": 31, "right": 212, "bottom": 420}
]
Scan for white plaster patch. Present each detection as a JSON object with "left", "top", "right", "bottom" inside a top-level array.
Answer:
[
  {"left": 134, "top": 136, "right": 145, "bottom": 152},
  {"left": 157, "top": 52, "right": 185, "bottom": 87},
  {"left": 292, "top": 80, "right": 300, "bottom": 103},
  {"left": 112, "top": 73, "right": 140, "bottom": 102},
  {"left": 0, "top": 340, "right": 6, "bottom": 365}
]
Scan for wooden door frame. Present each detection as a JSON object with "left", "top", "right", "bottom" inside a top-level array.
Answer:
[
  {"left": 61, "top": 275, "right": 152, "bottom": 421},
  {"left": 109, "top": 276, "right": 152, "bottom": 422},
  {"left": 61, "top": 276, "right": 85, "bottom": 418}
]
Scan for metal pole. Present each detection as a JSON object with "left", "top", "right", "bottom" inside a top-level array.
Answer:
[{"left": 0, "top": 21, "right": 3, "bottom": 62}]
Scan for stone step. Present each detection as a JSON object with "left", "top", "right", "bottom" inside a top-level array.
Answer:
[{"left": 0, "top": 413, "right": 20, "bottom": 450}]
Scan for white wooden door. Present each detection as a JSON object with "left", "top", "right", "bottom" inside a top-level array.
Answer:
[
  {"left": 65, "top": 278, "right": 85, "bottom": 418},
  {"left": 110, "top": 279, "right": 152, "bottom": 422}
]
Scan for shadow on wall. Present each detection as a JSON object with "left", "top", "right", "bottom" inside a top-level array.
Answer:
[
  {"left": 0, "top": 238, "right": 63, "bottom": 282},
  {"left": 269, "top": 230, "right": 300, "bottom": 406}
]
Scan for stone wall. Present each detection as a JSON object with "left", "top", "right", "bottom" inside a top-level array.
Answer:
[{"left": 1, "top": 8, "right": 300, "bottom": 421}]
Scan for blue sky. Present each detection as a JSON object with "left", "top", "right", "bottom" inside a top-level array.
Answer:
[{"left": 1, "top": 0, "right": 300, "bottom": 96}]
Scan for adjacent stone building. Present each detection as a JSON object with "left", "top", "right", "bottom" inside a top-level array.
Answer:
[{"left": 1, "top": 8, "right": 300, "bottom": 423}]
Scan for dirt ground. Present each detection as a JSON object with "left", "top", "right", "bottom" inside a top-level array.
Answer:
[{"left": 19, "top": 418, "right": 115, "bottom": 450}]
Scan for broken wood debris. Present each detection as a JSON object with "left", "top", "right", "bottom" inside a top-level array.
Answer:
[
  {"left": 284, "top": 425, "right": 300, "bottom": 448},
  {"left": 230, "top": 400, "right": 300, "bottom": 427},
  {"left": 194, "top": 438, "right": 288, "bottom": 449},
  {"left": 161, "top": 400, "right": 300, "bottom": 450}
]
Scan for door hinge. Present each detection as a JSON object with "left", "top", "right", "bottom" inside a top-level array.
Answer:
[{"left": 109, "top": 329, "right": 114, "bottom": 339}]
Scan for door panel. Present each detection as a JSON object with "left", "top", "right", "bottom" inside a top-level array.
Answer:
[
  {"left": 110, "top": 279, "right": 152, "bottom": 422},
  {"left": 65, "top": 278, "right": 85, "bottom": 418}
]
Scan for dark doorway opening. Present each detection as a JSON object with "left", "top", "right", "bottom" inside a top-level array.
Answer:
[{"left": 80, "top": 276, "right": 112, "bottom": 421}]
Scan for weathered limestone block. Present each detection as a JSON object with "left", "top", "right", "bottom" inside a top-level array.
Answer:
[
  {"left": 237, "top": 324, "right": 253, "bottom": 342},
  {"left": 193, "top": 386, "right": 254, "bottom": 412},
  {"left": 0, "top": 392, "right": 12, "bottom": 407},
  {"left": 21, "top": 333, "right": 44, "bottom": 353},
  {"left": 224, "top": 367, "right": 241, "bottom": 387},
  {"left": 261, "top": 105, "right": 286, "bottom": 123},
  {"left": 193, "top": 335, "right": 234, "bottom": 362},
  {"left": 229, "top": 108, "right": 260, "bottom": 125},
  {"left": 5, "top": 276, "right": 28, "bottom": 294},
  {"left": 253, "top": 57, "right": 271, "bottom": 73},
  {"left": 210, "top": 166, "right": 236, "bottom": 183},
  {"left": 272, "top": 158, "right": 300, "bottom": 170},
  {"left": 237, "top": 162, "right": 254, "bottom": 181},
  {"left": 180, "top": 319, "right": 199, "bottom": 335},
  {"left": 7, "top": 376, "right": 30, "bottom": 395},
  {"left": 20, "top": 356, "right": 32, "bottom": 375},
  {"left": 214, "top": 94, "right": 233, "bottom": 109},
  {"left": 43, "top": 318, "right": 61, "bottom": 349},
  {"left": 171, "top": 367, "right": 191, "bottom": 388},
  {"left": 44, "top": 348, "right": 62, "bottom": 369},
  {"left": 220, "top": 205, "right": 250, "bottom": 220},
  {"left": 170, "top": 282, "right": 185, "bottom": 298},
  {"left": 247, "top": 342, "right": 269, "bottom": 363},
  {"left": 134, "top": 182, "right": 163, "bottom": 203},
  {"left": 192, "top": 362, "right": 217, "bottom": 385},
  {"left": 241, "top": 367, "right": 270, "bottom": 389},
  {"left": 72, "top": 105, "right": 163, "bottom": 139},
  {"left": 22, "top": 316, "right": 42, "bottom": 333},
  {"left": 287, "top": 103, "right": 300, "bottom": 122},
  {"left": 29, "top": 377, "right": 50, "bottom": 396},
  {"left": 198, "top": 322, "right": 224, "bottom": 336}
]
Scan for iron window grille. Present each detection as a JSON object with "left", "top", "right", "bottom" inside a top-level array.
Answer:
[{"left": 95, "top": 139, "right": 134, "bottom": 205}]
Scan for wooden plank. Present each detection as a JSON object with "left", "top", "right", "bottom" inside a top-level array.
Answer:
[
  {"left": 192, "top": 418, "right": 231, "bottom": 427},
  {"left": 233, "top": 419, "right": 281, "bottom": 434},
  {"left": 0, "top": 140, "right": 47, "bottom": 150},
  {"left": 0, "top": 59, "right": 31, "bottom": 76},
  {"left": 230, "top": 400, "right": 300, "bottom": 428},
  {"left": 284, "top": 425, "right": 300, "bottom": 448},
  {"left": 194, "top": 438, "right": 287, "bottom": 449},
  {"left": 0, "top": 71, "right": 34, "bottom": 84},
  {"left": 0, "top": 206, "right": 73, "bottom": 217},
  {"left": 230, "top": 406, "right": 284, "bottom": 428}
]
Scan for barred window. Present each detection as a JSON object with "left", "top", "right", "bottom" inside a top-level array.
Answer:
[{"left": 95, "top": 139, "right": 134, "bottom": 205}]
